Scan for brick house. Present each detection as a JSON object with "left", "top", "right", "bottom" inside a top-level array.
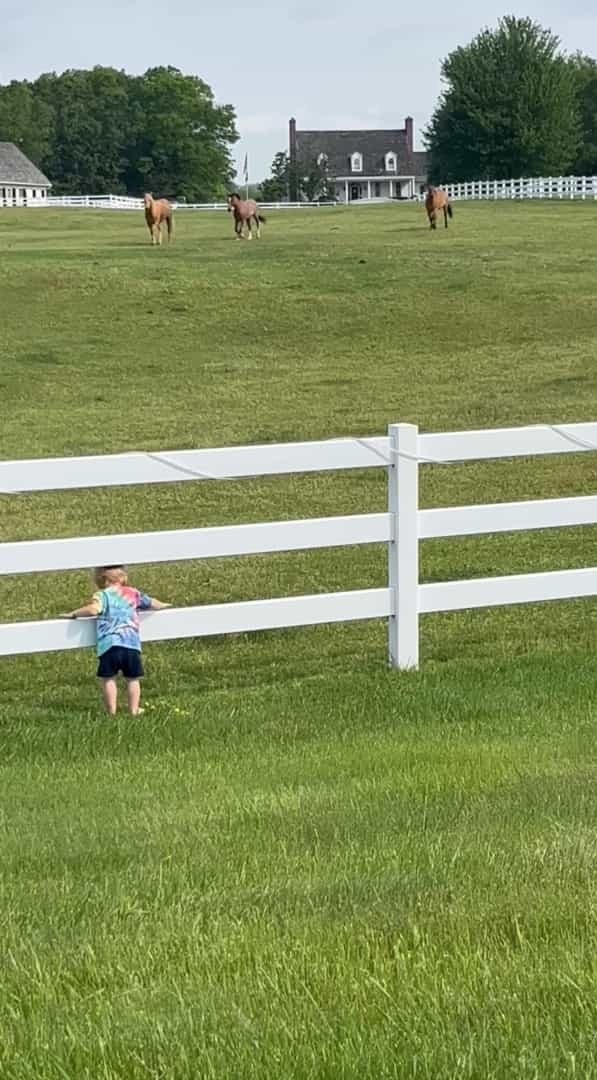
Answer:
[{"left": 289, "top": 116, "right": 427, "bottom": 202}]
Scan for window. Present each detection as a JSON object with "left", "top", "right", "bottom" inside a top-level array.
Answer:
[
  {"left": 385, "top": 152, "right": 397, "bottom": 172},
  {"left": 317, "top": 152, "right": 328, "bottom": 168},
  {"left": 350, "top": 152, "right": 363, "bottom": 173}
]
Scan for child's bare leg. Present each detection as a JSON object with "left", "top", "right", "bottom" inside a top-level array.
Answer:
[
  {"left": 101, "top": 678, "right": 118, "bottom": 715},
  {"left": 126, "top": 679, "right": 142, "bottom": 715}
]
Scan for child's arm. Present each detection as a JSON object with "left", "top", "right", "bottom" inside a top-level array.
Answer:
[{"left": 63, "top": 598, "right": 101, "bottom": 619}]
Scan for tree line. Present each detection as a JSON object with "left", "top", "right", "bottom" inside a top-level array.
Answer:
[
  {"left": 0, "top": 66, "right": 238, "bottom": 200},
  {"left": 425, "top": 16, "right": 597, "bottom": 183},
  {"left": 260, "top": 16, "right": 597, "bottom": 197}
]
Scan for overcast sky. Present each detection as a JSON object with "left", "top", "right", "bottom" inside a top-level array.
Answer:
[{"left": 2, "top": 1, "right": 596, "bottom": 181}]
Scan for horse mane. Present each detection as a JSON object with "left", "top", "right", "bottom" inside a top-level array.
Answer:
[{"left": 228, "top": 192, "right": 241, "bottom": 200}]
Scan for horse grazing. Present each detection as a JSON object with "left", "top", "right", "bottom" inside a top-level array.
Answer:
[
  {"left": 425, "top": 186, "right": 453, "bottom": 230},
  {"left": 144, "top": 193, "right": 173, "bottom": 245},
  {"left": 227, "top": 193, "right": 266, "bottom": 240}
]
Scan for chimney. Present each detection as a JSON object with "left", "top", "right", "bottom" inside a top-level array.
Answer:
[
  {"left": 405, "top": 116, "right": 414, "bottom": 153},
  {"left": 288, "top": 117, "right": 298, "bottom": 201}
]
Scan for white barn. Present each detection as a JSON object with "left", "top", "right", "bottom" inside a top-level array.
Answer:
[{"left": 0, "top": 143, "right": 52, "bottom": 206}]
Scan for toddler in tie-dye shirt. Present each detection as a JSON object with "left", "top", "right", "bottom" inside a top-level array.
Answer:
[{"left": 66, "top": 566, "right": 170, "bottom": 716}]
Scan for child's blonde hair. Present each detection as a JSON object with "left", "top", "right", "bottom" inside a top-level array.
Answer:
[{"left": 94, "top": 565, "right": 129, "bottom": 589}]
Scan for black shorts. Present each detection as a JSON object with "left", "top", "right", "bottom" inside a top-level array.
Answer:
[{"left": 97, "top": 646, "right": 144, "bottom": 680}]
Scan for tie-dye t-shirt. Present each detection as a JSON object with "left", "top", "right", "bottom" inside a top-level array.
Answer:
[{"left": 93, "top": 584, "right": 153, "bottom": 656}]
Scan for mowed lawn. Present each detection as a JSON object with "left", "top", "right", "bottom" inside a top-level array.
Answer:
[{"left": 0, "top": 202, "right": 596, "bottom": 1078}]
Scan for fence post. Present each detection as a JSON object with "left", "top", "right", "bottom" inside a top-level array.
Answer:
[{"left": 388, "top": 422, "right": 419, "bottom": 670}]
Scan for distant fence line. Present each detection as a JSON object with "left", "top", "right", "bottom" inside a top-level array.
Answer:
[
  {"left": 3, "top": 421, "right": 597, "bottom": 669},
  {"left": 2, "top": 175, "right": 597, "bottom": 210},
  {"left": 441, "top": 175, "right": 597, "bottom": 201},
  {"left": 1, "top": 194, "right": 337, "bottom": 211}
]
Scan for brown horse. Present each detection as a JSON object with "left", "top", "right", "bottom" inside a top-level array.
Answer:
[
  {"left": 425, "top": 185, "right": 453, "bottom": 230},
  {"left": 144, "top": 193, "right": 173, "bottom": 245},
  {"left": 227, "top": 193, "right": 266, "bottom": 239}
]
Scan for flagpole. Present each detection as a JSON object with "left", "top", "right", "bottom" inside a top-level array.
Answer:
[{"left": 243, "top": 152, "right": 249, "bottom": 200}]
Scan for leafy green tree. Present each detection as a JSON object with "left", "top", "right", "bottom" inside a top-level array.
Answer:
[
  {"left": 260, "top": 150, "right": 335, "bottom": 201},
  {"left": 568, "top": 54, "right": 597, "bottom": 174},
  {"left": 259, "top": 151, "right": 291, "bottom": 200},
  {"left": 125, "top": 67, "right": 237, "bottom": 200},
  {"left": 0, "top": 66, "right": 238, "bottom": 198},
  {"left": 425, "top": 16, "right": 580, "bottom": 182},
  {"left": 34, "top": 68, "right": 130, "bottom": 193},
  {"left": 0, "top": 80, "right": 54, "bottom": 166},
  {"left": 301, "top": 158, "right": 335, "bottom": 201}
]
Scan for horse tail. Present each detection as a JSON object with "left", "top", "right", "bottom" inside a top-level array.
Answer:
[
  {"left": 258, "top": 214, "right": 266, "bottom": 224},
  {"left": 447, "top": 202, "right": 453, "bottom": 218}
]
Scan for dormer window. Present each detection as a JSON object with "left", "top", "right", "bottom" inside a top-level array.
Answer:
[
  {"left": 317, "top": 152, "right": 328, "bottom": 169},
  {"left": 385, "top": 152, "right": 397, "bottom": 172},
  {"left": 350, "top": 152, "right": 363, "bottom": 173}
]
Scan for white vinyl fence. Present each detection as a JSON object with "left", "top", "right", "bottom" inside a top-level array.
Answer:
[
  {"left": 4, "top": 176, "right": 597, "bottom": 210},
  {"left": 38, "top": 195, "right": 335, "bottom": 211},
  {"left": 442, "top": 175, "right": 597, "bottom": 201},
  {"left": 2, "top": 421, "right": 597, "bottom": 668}
]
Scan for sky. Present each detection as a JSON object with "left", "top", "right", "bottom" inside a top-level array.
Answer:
[{"left": 1, "top": 0, "right": 596, "bottom": 182}]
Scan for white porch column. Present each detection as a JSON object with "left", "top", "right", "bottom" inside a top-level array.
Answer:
[
  {"left": 367, "top": 180, "right": 371, "bottom": 200},
  {"left": 344, "top": 180, "right": 349, "bottom": 203}
]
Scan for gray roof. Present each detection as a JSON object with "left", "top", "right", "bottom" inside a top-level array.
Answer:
[
  {"left": 0, "top": 143, "right": 51, "bottom": 187},
  {"left": 294, "top": 129, "right": 427, "bottom": 178}
]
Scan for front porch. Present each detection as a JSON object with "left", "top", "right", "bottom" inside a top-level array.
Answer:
[{"left": 334, "top": 177, "right": 417, "bottom": 202}]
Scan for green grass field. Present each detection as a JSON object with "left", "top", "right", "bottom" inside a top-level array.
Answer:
[{"left": 1, "top": 202, "right": 596, "bottom": 1078}]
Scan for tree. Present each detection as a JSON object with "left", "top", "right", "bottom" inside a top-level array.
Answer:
[
  {"left": 425, "top": 16, "right": 580, "bottom": 182},
  {"left": 125, "top": 67, "right": 237, "bottom": 200},
  {"left": 259, "top": 151, "right": 291, "bottom": 201},
  {"left": 301, "top": 158, "right": 335, "bottom": 201},
  {"left": 260, "top": 150, "right": 335, "bottom": 201},
  {"left": 0, "top": 66, "right": 238, "bottom": 198},
  {"left": 0, "top": 80, "right": 54, "bottom": 166},
  {"left": 568, "top": 54, "right": 597, "bottom": 174},
  {"left": 34, "top": 68, "right": 131, "bottom": 193}
]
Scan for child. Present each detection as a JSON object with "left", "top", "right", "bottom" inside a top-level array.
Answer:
[{"left": 65, "top": 565, "right": 170, "bottom": 716}]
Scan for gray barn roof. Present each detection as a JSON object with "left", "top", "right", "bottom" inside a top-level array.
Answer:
[
  {"left": 294, "top": 129, "right": 427, "bottom": 178},
  {"left": 0, "top": 143, "right": 51, "bottom": 187}
]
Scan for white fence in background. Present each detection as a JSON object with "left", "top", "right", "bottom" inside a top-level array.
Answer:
[
  {"left": 442, "top": 175, "right": 597, "bottom": 201},
  {"left": 34, "top": 195, "right": 335, "bottom": 211},
  {"left": 2, "top": 421, "right": 597, "bottom": 668},
  {"left": 3, "top": 176, "right": 597, "bottom": 210}
]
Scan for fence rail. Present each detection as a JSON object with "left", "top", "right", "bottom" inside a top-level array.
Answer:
[
  {"left": 2, "top": 421, "right": 597, "bottom": 666},
  {"left": 441, "top": 175, "right": 597, "bottom": 201}
]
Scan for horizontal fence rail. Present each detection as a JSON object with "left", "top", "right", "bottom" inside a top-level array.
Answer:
[
  {"left": 0, "top": 514, "right": 392, "bottom": 576},
  {"left": 0, "top": 589, "right": 392, "bottom": 656},
  {"left": 0, "top": 436, "right": 389, "bottom": 494},
  {"left": 2, "top": 421, "right": 597, "bottom": 666}
]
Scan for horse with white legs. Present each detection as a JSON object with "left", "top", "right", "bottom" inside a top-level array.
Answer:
[{"left": 227, "top": 193, "right": 266, "bottom": 240}]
